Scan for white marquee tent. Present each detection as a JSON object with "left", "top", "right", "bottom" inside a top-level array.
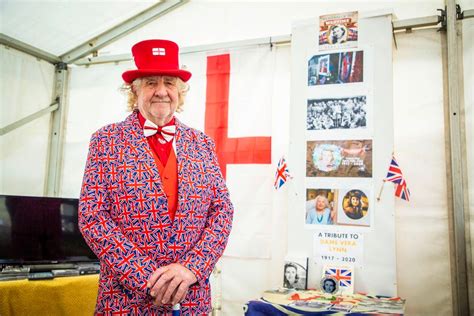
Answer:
[{"left": 1, "top": 1, "right": 473, "bottom": 315}]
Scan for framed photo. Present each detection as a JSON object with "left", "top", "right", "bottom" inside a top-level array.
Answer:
[
  {"left": 320, "top": 275, "right": 339, "bottom": 294},
  {"left": 305, "top": 188, "right": 338, "bottom": 226},
  {"left": 283, "top": 257, "right": 308, "bottom": 290}
]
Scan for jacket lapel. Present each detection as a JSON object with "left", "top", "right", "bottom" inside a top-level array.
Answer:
[{"left": 174, "top": 118, "right": 193, "bottom": 217}]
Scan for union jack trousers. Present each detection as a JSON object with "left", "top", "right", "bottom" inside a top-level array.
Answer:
[{"left": 79, "top": 112, "right": 234, "bottom": 315}]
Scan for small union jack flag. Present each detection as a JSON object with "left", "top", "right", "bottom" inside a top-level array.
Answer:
[
  {"left": 325, "top": 268, "right": 352, "bottom": 288},
  {"left": 395, "top": 179, "right": 411, "bottom": 201},
  {"left": 274, "top": 156, "right": 291, "bottom": 190},
  {"left": 385, "top": 156, "right": 410, "bottom": 201}
]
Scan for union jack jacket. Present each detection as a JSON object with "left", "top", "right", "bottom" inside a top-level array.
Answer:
[{"left": 79, "top": 112, "right": 234, "bottom": 315}]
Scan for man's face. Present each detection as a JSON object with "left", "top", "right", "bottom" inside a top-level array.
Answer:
[{"left": 135, "top": 76, "right": 179, "bottom": 125}]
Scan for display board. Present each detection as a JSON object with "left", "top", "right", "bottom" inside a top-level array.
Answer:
[{"left": 289, "top": 10, "right": 396, "bottom": 296}]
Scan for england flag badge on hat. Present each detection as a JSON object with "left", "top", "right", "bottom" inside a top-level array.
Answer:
[{"left": 152, "top": 47, "right": 166, "bottom": 56}]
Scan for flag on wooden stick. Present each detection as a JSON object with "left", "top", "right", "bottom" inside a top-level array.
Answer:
[{"left": 385, "top": 156, "right": 410, "bottom": 201}]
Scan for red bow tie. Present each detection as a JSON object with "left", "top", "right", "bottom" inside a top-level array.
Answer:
[{"left": 143, "top": 120, "right": 176, "bottom": 143}]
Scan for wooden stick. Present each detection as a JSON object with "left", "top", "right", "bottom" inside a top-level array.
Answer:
[{"left": 376, "top": 179, "right": 386, "bottom": 201}]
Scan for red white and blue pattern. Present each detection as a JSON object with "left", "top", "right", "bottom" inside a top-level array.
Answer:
[
  {"left": 385, "top": 156, "right": 410, "bottom": 201},
  {"left": 274, "top": 156, "right": 291, "bottom": 190},
  {"left": 385, "top": 157, "right": 403, "bottom": 184},
  {"left": 395, "top": 178, "right": 411, "bottom": 201},
  {"left": 79, "top": 112, "right": 233, "bottom": 315},
  {"left": 325, "top": 268, "right": 352, "bottom": 288}
]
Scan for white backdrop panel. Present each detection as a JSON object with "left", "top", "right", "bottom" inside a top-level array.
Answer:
[
  {"left": 393, "top": 28, "right": 452, "bottom": 315},
  {"left": 290, "top": 12, "right": 396, "bottom": 296}
]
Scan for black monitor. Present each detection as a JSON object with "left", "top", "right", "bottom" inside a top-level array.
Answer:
[{"left": 0, "top": 195, "right": 97, "bottom": 265}]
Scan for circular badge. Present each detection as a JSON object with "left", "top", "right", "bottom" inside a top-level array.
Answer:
[{"left": 320, "top": 276, "right": 339, "bottom": 294}]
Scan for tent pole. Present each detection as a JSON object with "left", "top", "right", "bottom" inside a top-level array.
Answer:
[
  {"left": 0, "top": 33, "right": 60, "bottom": 64},
  {"left": 442, "top": 0, "right": 471, "bottom": 315},
  {"left": 44, "top": 63, "right": 69, "bottom": 197},
  {"left": 0, "top": 101, "right": 59, "bottom": 136},
  {"left": 74, "top": 10, "right": 450, "bottom": 67},
  {"left": 74, "top": 35, "right": 292, "bottom": 66}
]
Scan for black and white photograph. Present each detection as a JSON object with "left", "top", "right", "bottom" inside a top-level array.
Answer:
[
  {"left": 320, "top": 276, "right": 339, "bottom": 294},
  {"left": 283, "top": 257, "right": 308, "bottom": 290},
  {"left": 307, "top": 96, "right": 367, "bottom": 130}
]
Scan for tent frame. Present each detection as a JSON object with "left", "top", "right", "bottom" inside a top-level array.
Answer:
[{"left": 0, "top": 1, "right": 472, "bottom": 314}]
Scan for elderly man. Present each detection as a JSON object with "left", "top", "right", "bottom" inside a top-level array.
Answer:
[{"left": 79, "top": 39, "right": 234, "bottom": 315}]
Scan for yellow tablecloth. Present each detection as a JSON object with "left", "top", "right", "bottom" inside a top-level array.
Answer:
[{"left": 0, "top": 274, "right": 99, "bottom": 316}]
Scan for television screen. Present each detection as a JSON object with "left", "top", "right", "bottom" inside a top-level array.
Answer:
[{"left": 0, "top": 195, "right": 97, "bottom": 265}]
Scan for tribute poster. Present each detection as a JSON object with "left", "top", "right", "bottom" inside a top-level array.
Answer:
[{"left": 319, "top": 11, "right": 358, "bottom": 51}]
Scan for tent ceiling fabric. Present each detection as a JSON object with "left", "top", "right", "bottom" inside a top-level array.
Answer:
[{"left": 0, "top": 0, "right": 158, "bottom": 56}]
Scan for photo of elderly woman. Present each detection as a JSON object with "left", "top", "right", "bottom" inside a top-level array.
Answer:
[{"left": 306, "top": 189, "right": 338, "bottom": 225}]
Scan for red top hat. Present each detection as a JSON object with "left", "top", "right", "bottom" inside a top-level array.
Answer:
[{"left": 122, "top": 39, "right": 192, "bottom": 83}]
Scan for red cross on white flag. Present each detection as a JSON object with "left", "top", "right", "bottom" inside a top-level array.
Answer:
[{"left": 179, "top": 47, "right": 275, "bottom": 258}]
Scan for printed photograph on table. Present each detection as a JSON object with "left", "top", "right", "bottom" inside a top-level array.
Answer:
[
  {"left": 306, "top": 188, "right": 338, "bottom": 225},
  {"left": 337, "top": 188, "right": 371, "bottom": 227},
  {"left": 283, "top": 257, "right": 308, "bottom": 290},
  {"left": 319, "top": 11, "right": 358, "bottom": 51},
  {"left": 306, "top": 140, "right": 372, "bottom": 177},
  {"left": 323, "top": 265, "right": 354, "bottom": 295},
  {"left": 307, "top": 96, "right": 367, "bottom": 130},
  {"left": 308, "top": 50, "right": 363, "bottom": 86}
]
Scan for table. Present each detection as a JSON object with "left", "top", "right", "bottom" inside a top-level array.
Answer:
[
  {"left": 244, "top": 289, "right": 406, "bottom": 315},
  {"left": 0, "top": 274, "right": 99, "bottom": 316}
]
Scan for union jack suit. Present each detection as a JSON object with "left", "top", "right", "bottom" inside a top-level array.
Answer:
[{"left": 79, "top": 112, "right": 234, "bottom": 315}]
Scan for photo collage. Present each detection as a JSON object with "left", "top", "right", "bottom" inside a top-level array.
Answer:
[{"left": 305, "top": 11, "right": 373, "bottom": 228}]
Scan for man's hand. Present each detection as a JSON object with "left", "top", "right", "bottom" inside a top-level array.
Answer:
[{"left": 147, "top": 263, "right": 197, "bottom": 306}]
